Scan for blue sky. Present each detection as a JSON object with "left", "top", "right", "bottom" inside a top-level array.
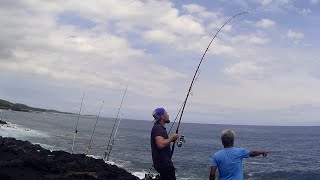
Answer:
[{"left": 0, "top": 0, "right": 319, "bottom": 126}]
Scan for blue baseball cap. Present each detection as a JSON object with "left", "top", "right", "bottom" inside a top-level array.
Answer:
[{"left": 152, "top": 107, "right": 166, "bottom": 121}]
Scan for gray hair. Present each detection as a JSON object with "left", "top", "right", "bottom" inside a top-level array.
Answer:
[{"left": 221, "top": 129, "right": 235, "bottom": 147}]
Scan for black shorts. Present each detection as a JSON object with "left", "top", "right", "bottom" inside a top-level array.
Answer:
[{"left": 156, "top": 165, "right": 176, "bottom": 180}]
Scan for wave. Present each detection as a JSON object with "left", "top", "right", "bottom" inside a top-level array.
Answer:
[
  {"left": 86, "top": 154, "right": 102, "bottom": 159},
  {"left": 245, "top": 170, "right": 320, "bottom": 180},
  {"left": 0, "top": 121, "right": 49, "bottom": 139},
  {"left": 34, "top": 143, "right": 61, "bottom": 151},
  {"left": 105, "top": 159, "right": 132, "bottom": 168},
  {"left": 246, "top": 161, "right": 273, "bottom": 165},
  {"left": 132, "top": 171, "right": 149, "bottom": 179}
]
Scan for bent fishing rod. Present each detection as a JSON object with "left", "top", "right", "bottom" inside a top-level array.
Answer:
[
  {"left": 168, "top": 70, "right": 201, "bottom": 134},
  {"left": 171, "top": 12, "right": 248, "bottom": 155}
]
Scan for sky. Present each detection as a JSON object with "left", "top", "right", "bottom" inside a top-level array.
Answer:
[{"left": 0, "top": 0, "right": 320, "bottom": 126}]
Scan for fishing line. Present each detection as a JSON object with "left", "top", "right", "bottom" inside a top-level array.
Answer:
[
  {"left": 168, "top": 70, "right": 201, "bottom": 134},
  {"left": 171, "top": 12, "right": 248, "bottom": 155},
  {"left": 145, "top": 12, "right": 248, "bottom": 179}
]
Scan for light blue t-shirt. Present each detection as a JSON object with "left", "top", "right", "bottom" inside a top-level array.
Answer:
[{"left": 211, "top": 147, "right": 250, "bottom": 180}]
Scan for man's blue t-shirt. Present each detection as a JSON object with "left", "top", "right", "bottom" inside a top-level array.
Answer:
[{"left": 211, "top": 147, "right": 250, "bottom": 180}]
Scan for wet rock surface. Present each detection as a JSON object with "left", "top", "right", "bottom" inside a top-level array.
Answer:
[{"left": 0, "top": 136, "right": 140, "bottom": 180}]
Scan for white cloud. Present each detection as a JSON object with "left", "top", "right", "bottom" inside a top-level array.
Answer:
[
  {"left": 191, "top": 71, "right": 320, "bottom": 113},
  {"left": 183, "top": 4, "right": 205, "bottom": 14},
  {"left": 287, "top": 29, "right": 304, "bottom": 40},
  {"left": 183, "top": 4, "right": 218, "bottom": 19},
  {"left": 142, "top": 30, "right": 178, "bottom": 44},
  {"left": 231, "top": 34, "right": 269, "bottom": 45},
  {"left": 224, "top": 61, "right": 265, "bottom": 79},
  {"left": 261, "top": 0, "right": 273, "bottom": 6},
  {"left": 256, "top": 18, "right": 276, "bottom": 28},
  {"left": 0, "top": 2, "right": 188, "bottom": 98},
  {"left": 261, "top": 0, "right": 291, "bottom": 8},
  {"left": 258, "top": 0, "right": 293, "bottom": 13},
  {"left": 299, "top": 8, "right": 312, "bottom": 16},
  {"left": 310, "top": 0, "right": 319, "bottom": 4},
  {"left": 1, "top": 0, "right": 320, "bottom": 125}
]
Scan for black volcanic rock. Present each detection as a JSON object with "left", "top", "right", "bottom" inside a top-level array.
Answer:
[
  {"left": 0, "top": 136, "right": 140, "bottom": 180},
  {"left": 0, "top": 119, "right": 6, "bottom": 124}
]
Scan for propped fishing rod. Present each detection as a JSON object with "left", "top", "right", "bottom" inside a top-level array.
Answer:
[
  {"left": 105, "top": 114, "right": 123, "bottom": 161},
  {"left": 71, "top": 92, "right": 85, "bottom": 154},
  {"left": 86, "top": 100, "right": 105, "bottom": 155},
  {"left": 171, "top": 12, "right": 248, "bottom": 155},
  {"left": 104, "top": 85, "right": 128, "bottom": 161}
]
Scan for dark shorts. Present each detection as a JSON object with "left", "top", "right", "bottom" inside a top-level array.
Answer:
[{"left": 156, "top": 165, "right": 176, "bottom": 180}]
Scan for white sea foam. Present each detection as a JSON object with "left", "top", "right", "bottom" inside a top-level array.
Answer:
[
  {"left": 247, "top": 161, "right": 273, "bottom": 165},
  {"left": 105, "top": 160, "right": 115, "bottom": 165},
  {"left": 34, "top": 143, "right": 60, "bottom": 151},
  {"left": 132, "top": 171, "right": 149, "bottom": 179},
  {"left": 86, "top": 154, "right": 102, "bottom": 159},
  {"left": 0, "top": 121, "right": 49, "bottom": 139}
]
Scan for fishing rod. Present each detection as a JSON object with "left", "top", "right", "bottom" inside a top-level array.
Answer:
[
  {"left": 86, "top": 100, "right": 104, "bottom": 155},
  {"left": 105, "top": 114, "right": 123, "bottom": 161},
  {"left": 104, "top": 85, "right": 128, "bottom": 161},
  {"left": 71, "top": 92, "right": 85, "bottom": 154},
  {"left": 168, "top": 70, "right": 201, "bottom": 134},
  {"left": 171, "top": 12, "right": 248, "bottom": 155}
]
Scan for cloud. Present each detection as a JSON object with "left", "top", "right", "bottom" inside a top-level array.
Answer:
[
  {"left": 310, "top": 0, "right": 319, "bottom": 5},
  {"left": 256, "top": 18, "right": 276, "bottom": 28},
  {"left": 183, "top": 3, "right": 219, "bottom": 19},
  {"left": 142, "top": 29, "right": 178, "bottom": 44},
  {"left": 0, "top": 1, "right": 188, "bottom": 98},
  {"left": 298, "top": 8, "right": 312, "bottom": 16},
  {"left": 231, "top": 34, "right": 269, "bottom": 45},
  {"left": 1, "top": 0, "right": 320, "bottom": 125},
  {"left": 224, "top": 61, "right": 265, "bottom": 80},
  {"left": 191, "top": 70, "right": 320, "bottom": 112},
  {"left": 287, "top": 29, "right": 304, "bottom": 40},
  {"left": 260, "top": 0, "right": 273, "bottom": 6},
  {"left": 257, "top": 0, "right": 293, "bottom": 13},
  {"left": 183, "top": 4, "right": 205, "bottom": 14}
]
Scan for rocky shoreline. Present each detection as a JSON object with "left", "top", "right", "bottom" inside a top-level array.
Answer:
[
  {"left": 0, "top": 136, "right": 140, "bottom": 180},
  {"left": 0, "top": 119, "right": 7, "bottom": 125}
]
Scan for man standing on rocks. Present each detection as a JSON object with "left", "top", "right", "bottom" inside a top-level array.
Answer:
[{"left": 151, "top": 107, "right": 179, "bottom": 180}]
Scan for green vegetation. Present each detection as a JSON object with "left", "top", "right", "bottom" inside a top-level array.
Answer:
[{"left": 0, "top": 99, "right": 73, "bottom": 114}]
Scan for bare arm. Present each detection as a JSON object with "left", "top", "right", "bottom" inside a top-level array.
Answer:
[
  {"left": 249, "top": 150, "right": 269, "bottom": 157},
  {"left": 209, "top": 166, "right": 217, "bottom": 180},
  {"left": 155, "top": 133, "right": 178, "bottom": 149}
]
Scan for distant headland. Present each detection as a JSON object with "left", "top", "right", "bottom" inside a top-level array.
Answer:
[{"left": 0, "top": 99, "right": 74, "bottom": 115}]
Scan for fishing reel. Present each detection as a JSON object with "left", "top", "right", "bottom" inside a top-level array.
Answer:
[
  {"left": 144, "top": 173, "right": 159, "bottom": 180},
  {"left": 177, "top": 135, "right": 185, "bottom": 147}
]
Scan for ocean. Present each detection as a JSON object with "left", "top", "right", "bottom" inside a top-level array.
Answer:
[{"left": 0, "top": 109, "right": 319, "bottom": 180}]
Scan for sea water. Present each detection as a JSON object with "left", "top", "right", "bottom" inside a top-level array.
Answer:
[{"left": 0, "top": 110, "right": 319, "bottom": 180}]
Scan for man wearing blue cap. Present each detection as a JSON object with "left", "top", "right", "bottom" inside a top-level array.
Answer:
[{"left": 151, "top": 107, "right": 179, "bottom": 180}]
